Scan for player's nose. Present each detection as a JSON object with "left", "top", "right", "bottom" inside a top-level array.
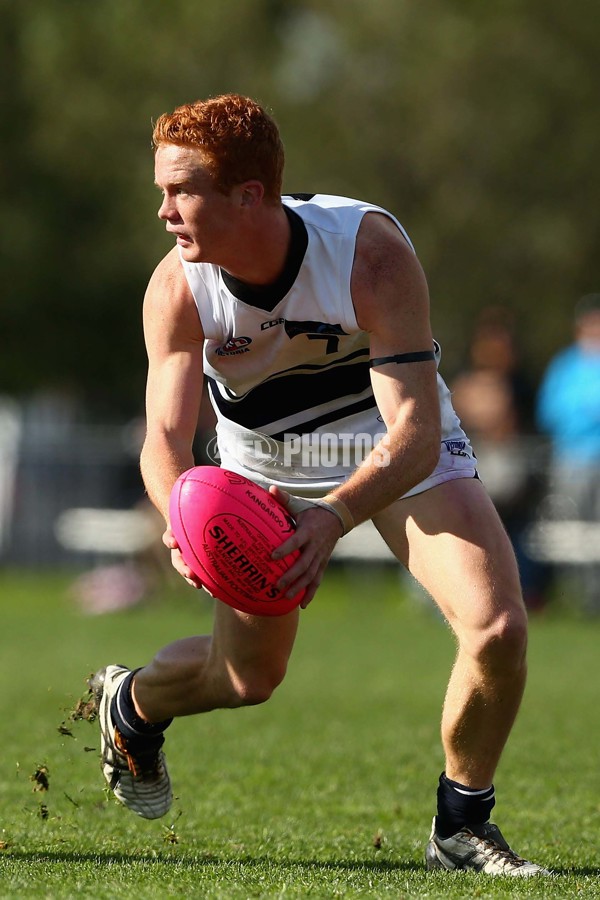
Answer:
[{"left": 157, "top": 195, "right": 177, "bottom": 221}]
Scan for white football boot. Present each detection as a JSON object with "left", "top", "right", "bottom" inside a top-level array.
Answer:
[
  {"left": 425, "top": 818, "right": 552, "bottom": 876},
  {"left": 89, "top": 664, "right": 172, "bottom": 819}
]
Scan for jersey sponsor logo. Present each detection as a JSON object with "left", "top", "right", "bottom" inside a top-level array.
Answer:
[
  {"left": 216, "top": 336, "right": 252, "bottom": 356},
  {"left": 261, "top": 318, "right": 285, "bottom": 331}
]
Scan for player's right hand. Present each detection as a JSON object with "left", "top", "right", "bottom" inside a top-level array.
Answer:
[
  {"left": 268, "top": 488, "right": 343, "bottom": 608},
  {"left": 162, "top": 527, "right": 204, "bottom": 589}
]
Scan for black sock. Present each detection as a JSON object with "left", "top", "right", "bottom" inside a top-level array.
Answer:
[
  {"left": 435, "top": 771, "right": 496, "bottom": 838},
  {"left": 110, "top": 669, "right": 173, "bottom": 744}
]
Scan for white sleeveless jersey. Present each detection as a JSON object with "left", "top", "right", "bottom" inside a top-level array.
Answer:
[{"left": 179, "top": 193, "right": 475, "bottom": 498}]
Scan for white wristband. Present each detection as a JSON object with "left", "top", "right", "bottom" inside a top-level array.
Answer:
[
  {"left": 314, "top": 496, "right": 355, "bottom": 536},
  {"left": 285, "top": 494, "right": 355, "bottom": 535}
]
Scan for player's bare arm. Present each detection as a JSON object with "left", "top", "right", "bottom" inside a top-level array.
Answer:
[
  {"left": 332, "top": 212, "right": 441, "bottom": 520},
  {"left": 140, "top": 246, "right": 206, "bottom": 586},
  {"left": 273, "top": 213, "right": 441, "bottom": 602}
]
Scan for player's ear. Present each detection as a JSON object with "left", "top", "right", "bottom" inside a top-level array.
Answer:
[{"left": 239, "top": 180, "right": 264, "bottom": 208}]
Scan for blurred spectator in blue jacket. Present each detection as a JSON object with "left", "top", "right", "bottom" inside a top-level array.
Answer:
[{"left": 537, "top": 293, "right": 600, "bottom": 613}]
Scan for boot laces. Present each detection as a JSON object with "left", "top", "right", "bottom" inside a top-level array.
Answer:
[
  {"left": 468, "top": 830, "right": 527, "bottom": 870},
  {"left": 114, "top": 729, "right": 162, "bottom": 780}
]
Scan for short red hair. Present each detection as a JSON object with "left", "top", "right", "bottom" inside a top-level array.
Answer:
[{"left": 152, "top": 94, "right": 284, "bottom": 203}]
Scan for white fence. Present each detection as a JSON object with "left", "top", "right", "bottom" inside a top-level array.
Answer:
[{"left": 1, "top": 406, "right": 599, "bottom": 577}]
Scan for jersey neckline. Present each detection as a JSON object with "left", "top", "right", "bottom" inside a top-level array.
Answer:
[{"left": 219, "top": 205, "right": 308, "bottom": 312}]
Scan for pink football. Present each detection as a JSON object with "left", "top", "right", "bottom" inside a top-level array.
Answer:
[{"left": 169, "top": 466, "right": 305, "bottom": 616}]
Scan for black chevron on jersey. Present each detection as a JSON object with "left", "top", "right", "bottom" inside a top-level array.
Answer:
[
  {"left": 218, "top": 346, "right": 370, "bottom": 398},
  {"left": 208, "top": 357, "right": 372, "bottom": 430},
  {"left": 269, "top": 395, "right": 378, "bottom": 441}
]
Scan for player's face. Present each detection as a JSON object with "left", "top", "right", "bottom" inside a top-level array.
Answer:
[{"left": 154, "top": 144, "right": 239, "bottom": 263}]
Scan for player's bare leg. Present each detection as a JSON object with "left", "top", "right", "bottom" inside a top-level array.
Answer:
[
  {"left": 374, "top": 477, "right": 548, "bottom": 874},
  {"left": 375, "top": 477, "right": 527, "bottom": 785},
  {"left": 132, "top": 602, "right": 300, "bottom": 721},
  {"left": 90, "top": 602, "right": 299, "bottom": 818}
]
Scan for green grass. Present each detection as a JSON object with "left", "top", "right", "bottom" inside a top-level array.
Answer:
[{"left": 1, "top": 566, "right": 599, "bottom": 898}]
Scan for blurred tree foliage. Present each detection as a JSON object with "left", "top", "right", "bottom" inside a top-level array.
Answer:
[{"left": 1, "top": 0, "right": 598, "bottom": 415}]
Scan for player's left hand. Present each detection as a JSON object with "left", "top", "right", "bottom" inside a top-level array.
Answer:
[{"left": 269, "top": 486, "right": 343, "bottom": 608}]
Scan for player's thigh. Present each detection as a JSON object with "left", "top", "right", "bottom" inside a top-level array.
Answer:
[
  {"left": 211, "top": 599, "right": 300, "bottom": 675},
  {"left": 373, "top": 477, "right": 525, "bottom": 634}
]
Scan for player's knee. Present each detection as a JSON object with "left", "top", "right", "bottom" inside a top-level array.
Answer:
[
  {"left": 473, "top": 606, "right": 528, "bottom": 675},
  {"left": 230, "top": 657, "right": 289, "bottom": 707}
]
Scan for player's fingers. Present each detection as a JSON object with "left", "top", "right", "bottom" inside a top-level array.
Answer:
[
  {"left": 272, "top": 510, "right": 322, "bottom": 560},
  {"left": 284, "top": 559, "right": 323, "bottom": 604},
  {"left": 272, "top": 533, "right": 302, "bottom": 560},
  {"left": 171, "top": 548, "right": 203, "bottom": 588},
  {"left": 299, "top": 581, "right": 320, "bottom": 608},
  {"left": 268, "top": 485, "right": 290, "bottom": 506},
  {"left": 277, "top": 543, "right": 326, "bottom": 596},
  {"left": 277, "top": 554, "right": 311, "bottom": 592},
  {"left": 269, "top": 486, "right": 320, "bottom": 522},
  {"left": 163, "top": 527, "right": 179, "bottom": 550}
]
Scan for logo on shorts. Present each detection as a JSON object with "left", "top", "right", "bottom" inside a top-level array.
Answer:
[
  {"left": 216, "top": 336, "right": 252, "bottom": 356},
  {"left": 444, "top": 439, "right": 469, "bottom": 457}
]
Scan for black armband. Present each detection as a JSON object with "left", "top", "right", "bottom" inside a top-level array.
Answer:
[{"left": 369, "top": 349, "right": 436, "bottom": 368}]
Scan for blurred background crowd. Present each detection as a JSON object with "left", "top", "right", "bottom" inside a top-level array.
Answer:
[{"left": 1, "top": 1, "right": 599, "bottom": 614}]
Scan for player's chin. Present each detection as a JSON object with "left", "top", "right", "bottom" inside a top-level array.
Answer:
[{"left": 177, "top": 241, "right": 201, "bottom": 262}]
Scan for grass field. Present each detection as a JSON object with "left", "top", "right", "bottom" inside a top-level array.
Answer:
[{"left": 1, "top": 566, "right": 600, "bottom": 898}]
